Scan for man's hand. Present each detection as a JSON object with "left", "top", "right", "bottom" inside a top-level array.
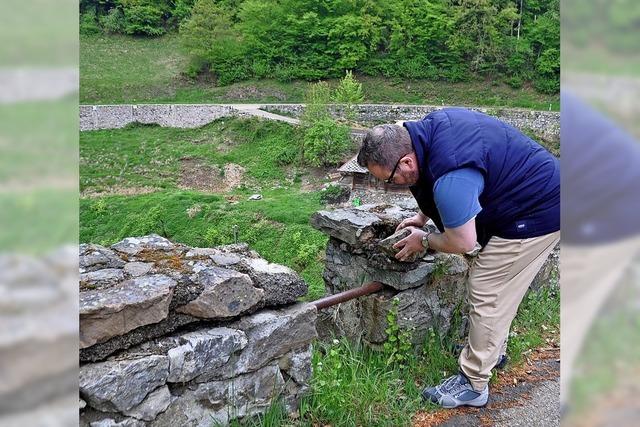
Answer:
[
  {"left": 393, "top": 226, "right": 426, "bottom": 261},
  {"left": 396, "top": 212, "right": 428, "bottom": 232}
]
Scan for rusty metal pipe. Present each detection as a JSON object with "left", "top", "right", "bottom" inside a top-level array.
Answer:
[{"left": 311, "top": 281, "right": 384, "bottom": 310}]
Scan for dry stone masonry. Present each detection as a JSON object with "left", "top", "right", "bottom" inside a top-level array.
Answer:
[
  {"left": 310, "top": 203, "right": 558, "bottom": 346},
  {"left": 79, "top": 235, "right": 316, "bottom": 427},
  {"left": 79, "top": 104, "right": 559, "bottom": 143}
]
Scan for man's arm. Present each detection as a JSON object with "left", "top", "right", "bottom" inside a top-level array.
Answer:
[
  {"left": 393, "top": 218, "right": 477, "bottom": 260},
  {"left": 425, "top": 218, "right": 477, "bottom": 254}
]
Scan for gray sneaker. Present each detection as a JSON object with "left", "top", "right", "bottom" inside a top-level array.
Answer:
[{"left": 422, "top": 372, "right": 488, "bottom": 409}]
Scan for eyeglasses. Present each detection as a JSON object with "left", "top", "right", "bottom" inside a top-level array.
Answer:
[{"left": 385, "top": 153, "right": 410, "bottom": 184}]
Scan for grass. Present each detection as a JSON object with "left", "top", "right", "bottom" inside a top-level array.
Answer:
[
  {"left": 79, "top": 117, "right": 340, "bottom": 300},
  {"left": 80, "top": 34, "right": 559, "bottom": 110}
]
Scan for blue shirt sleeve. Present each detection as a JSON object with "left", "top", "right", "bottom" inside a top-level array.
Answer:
[{"left": 433, "top": 168, "right": 484, "bottom": 228}]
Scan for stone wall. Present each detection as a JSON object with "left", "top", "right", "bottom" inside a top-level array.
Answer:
[
  {"left": 310, "top": 203, "right": 559, "bottom": 347},
  {"left": 79, "top": 235, "right": 317, "bottom": 427},
  {"left": 79, "top": 104, "right": 559, "bottom": 143},
  {"left": 263, "top": 104, "right": 560, "bottom": 143},
  {"left": 79, "top": 104, "right": 239, "bottom": 131}
]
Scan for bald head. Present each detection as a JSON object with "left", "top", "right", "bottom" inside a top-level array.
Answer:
[{"left": 357, "top": 124, "right": 413, "bottom": 169}]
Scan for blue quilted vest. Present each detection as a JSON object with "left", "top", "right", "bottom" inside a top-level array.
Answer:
[{"left": 403, "top": 108, "right": 560, "bottom": 247}]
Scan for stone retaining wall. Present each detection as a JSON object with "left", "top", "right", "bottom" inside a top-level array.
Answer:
[
  {"left": 310, "top": 203, "right": 559, "bottom": 346},
  {"left": 265, "top": 104, "right": 560, "bottom": 142},
  {"left": 79, "top": 104, "right": 559, "bottom": 142},
  {"left": 79, "top": 235, "right": 316, "bottom": 427},
  {"left": 79, "top": 104, "right": 239, "bottom": 131}
]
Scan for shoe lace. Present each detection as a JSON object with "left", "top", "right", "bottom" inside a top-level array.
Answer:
[{"left": 439, "top": 374, "right": 466, "bottom": 394}]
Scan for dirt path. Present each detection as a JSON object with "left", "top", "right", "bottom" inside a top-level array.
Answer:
[{"left": 413, "top": 347, "right": 560, "bottom": 427}]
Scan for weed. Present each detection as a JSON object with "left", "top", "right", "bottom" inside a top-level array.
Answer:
[{"left": 383, "top": 297, "right": 414, "bottom": 369}]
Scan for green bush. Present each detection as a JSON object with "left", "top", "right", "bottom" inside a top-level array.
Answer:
[
  {"left": 100, "top": 7, "right": 126, "bottom": 34},
  {"left": 180, "top": 0, "right": 248, "bottom": 85},
  {"left": 124, "top": 4, "right": 165, "bottom": 36},
  {"left": 302, "top": 118, "right": 351, "bottom": 167},
  {"left": 80, "top": 10, "right": 102, "bottom": 35}
]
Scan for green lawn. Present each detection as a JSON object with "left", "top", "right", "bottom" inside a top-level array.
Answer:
[{"left": 81, "top": 34, "right": 559, "bottom": 110}]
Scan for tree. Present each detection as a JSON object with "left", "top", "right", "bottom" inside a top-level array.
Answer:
[{"left": 333, "top": 71, "right": 365, "bottom": 123}]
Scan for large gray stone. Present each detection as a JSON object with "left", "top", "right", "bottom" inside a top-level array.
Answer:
[
  {"left": 310, "top": 208, "right": 382, "bottom": 246},
  {"left": 79, "top": 355, "right": 169, "bottom": 412},
  {"left": 122, "top": 385, "right": 172, "bottom": 421},
  {"left": 80, "top": 244, "right": 126, "bottom": 273},
  {"left": 111, "top": 235, "right": 175, "bottom": 256},
  {"left": 80, "top": 268, "right": 125, "bottom": 290},
  {"left": 167, "top": 327, "right": 247, "bottom": 383},
  {"left": 193, "top": 364, "right": 285, "bottom": 420},
  {"left": 231, "top": 303, "right": 317, "bottom": 374},
  {"left": 237, "top": 258, "right": 307, "bottom": 305},
  {"left": 80, "top": 274, "right": 176, "bottom": 348},
  {"left": 175, "top": 267, "right": 263, "bottom": 319},
  {"left": 278, "top": 345, "right": 312, "bottom": 385}
]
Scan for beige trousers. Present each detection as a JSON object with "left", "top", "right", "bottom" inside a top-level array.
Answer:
[{"left": 459, "top": 231, "right": 561, "bottom": 391}]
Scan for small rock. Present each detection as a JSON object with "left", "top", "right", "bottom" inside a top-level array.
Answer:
[
  {"left": 80, "top": 244, "right": 126, "bottom": 272},
  {"left": 111, "top": 234, "right": 174, "bottom": 256},
  {"left": 124, "top": 262, "right": 153, "bottom": 277},
  {"left": 248, "top": 194, "right": 262, "bottom": 200},
  {"left": 80, "top": 268, "right": 124, "bottom": 289},
  {"left": 176, "top": 267, "right": 263, "bottom": 319},
  {"left": 123, "top": 385, "right": 172, "bottom": 421},
  {"left": 90, "top": 418, "right": 145, "bottom": 427},
  {"left": 377, "top": 228, "right": 426, "bottom": 262}
]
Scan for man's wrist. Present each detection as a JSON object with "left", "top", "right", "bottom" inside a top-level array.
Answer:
[{"left": 421, "top": 230, "right": 431, "bottom": 250}]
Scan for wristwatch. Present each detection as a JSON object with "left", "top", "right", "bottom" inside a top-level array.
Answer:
[{"left": 421, "top": 231, "right": 431, "bottom": 250}]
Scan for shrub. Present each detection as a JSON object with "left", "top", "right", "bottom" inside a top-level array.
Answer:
[
  {"left": 124, "top": 4, "right": 165, "bottom": 36},
  {"left": 320, "top": 184, "right": 351, "bottom": 204},
  {"left": 100, "top": 8, "right": 126, "bottom": 34},
  {"left": 333, "top": 70, "right": 364, "bottom": 122},
  {"left": 302, "top": 118, "right": 351, "bottom": 167},
  {"left": 80, "top": 10, "right": 102, "bottom": 35}
]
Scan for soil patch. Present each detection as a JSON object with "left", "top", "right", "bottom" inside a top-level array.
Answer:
[
  {"left": 179, "top": 158, "right": 224, "bottom": 192},
  {"left": 179, "top": 159, "right": 246, "bottom": 193},
  {"left": 81, "top": 186, "right": 160, "bottom": 198},
  {"left": 222, "top": 163, "right": 246, "bottom": 190}
]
